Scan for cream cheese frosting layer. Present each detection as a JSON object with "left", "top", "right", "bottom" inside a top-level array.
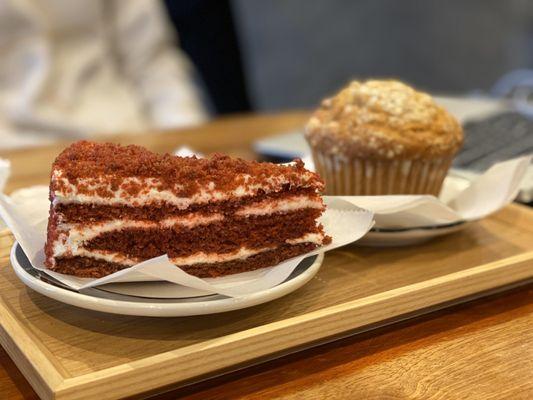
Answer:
[
  {"left": 52, "top": 231, "right": 325, "bottom": 267},
  {"left": 52, "top": 194, "right": 324, "bottom": 245},
  {"left": 51, "top": 169, "right": 319, "bottom": 208},
  {"left": 236, "top": 195, "right": 323, "bottom": 216},
  {"left": 56, "top": 213, "right": 225, "bottom": 244}
]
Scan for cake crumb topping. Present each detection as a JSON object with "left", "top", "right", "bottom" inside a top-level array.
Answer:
[{"left": 51, "top": 141, "right": 324, "bottom": 199}]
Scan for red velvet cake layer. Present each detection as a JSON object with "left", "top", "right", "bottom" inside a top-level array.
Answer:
[
  {"left": 51, "top": 243, "right": 317, "bottom": 278},
  {"left": 83, "top": 209, "right": 323, "bottom": 259},
  {"left": 54, "top": 187, "right": 319, "bottom": 223}
]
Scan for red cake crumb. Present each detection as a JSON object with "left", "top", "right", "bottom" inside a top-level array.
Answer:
[{"left": 50, "top": 141, "right": 323, "bottom": 198}]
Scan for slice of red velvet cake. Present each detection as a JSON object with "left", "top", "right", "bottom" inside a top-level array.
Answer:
[{"left": 44, "top": 141, "right": 331, "bottom": 278}]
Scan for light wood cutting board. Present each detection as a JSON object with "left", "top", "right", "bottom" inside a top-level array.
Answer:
[{"left": 0, "top": 204, "right": 532, "bottom": 400}]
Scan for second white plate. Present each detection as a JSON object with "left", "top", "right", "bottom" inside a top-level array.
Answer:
[{"left": 359, "top": 175, "right": 471, "bottom": 246}]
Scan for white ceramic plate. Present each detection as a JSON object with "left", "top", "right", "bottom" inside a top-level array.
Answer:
[
  {"left": 359, "top": 175, "right": 471, "bottom": 246},
  {"left": 11, "top": 243, "right": 323, "bottom": 317}
]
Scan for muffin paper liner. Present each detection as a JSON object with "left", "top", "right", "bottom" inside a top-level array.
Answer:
[{"left": 313, "top": 150, "right": 454, "bottom": 196}]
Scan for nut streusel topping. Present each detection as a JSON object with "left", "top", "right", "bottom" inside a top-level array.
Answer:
[{"left": 305, "top": 80, "right": 463, "bottom": 160}]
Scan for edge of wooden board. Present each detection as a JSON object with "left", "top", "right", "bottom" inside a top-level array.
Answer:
[
  {"left": 30, "top": 250, "right": 533, "bottom": 400},
  {"left": 0, "top": 301, "right": 65, "bottom": 400}
]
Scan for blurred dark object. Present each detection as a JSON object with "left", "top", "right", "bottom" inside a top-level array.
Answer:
[
  {"left": 163, "top": 0, "right": 252, "bottom": 114},
  {"left": 454, "top": 112, "right": 533, "bottom": 171},
  {"left": 232, "top": 0, "right": 533, "bottom": 111},
  {"left": 491, "top": 70, "right": 533, "bottom": 118}
]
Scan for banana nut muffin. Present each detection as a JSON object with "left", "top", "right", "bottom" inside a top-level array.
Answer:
[{"left": 305, "top": 80, "right": 463, "bottom": 195}]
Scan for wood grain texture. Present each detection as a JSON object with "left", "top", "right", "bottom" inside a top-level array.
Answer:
[
  {"left": 169, "top": 284, "right": 533, "bottom": 400},
  {"left": 0, "top": 113, "right": 532, "bottom": 399}
]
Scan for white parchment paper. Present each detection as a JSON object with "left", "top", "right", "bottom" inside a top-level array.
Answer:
[
  {"left": 0, "top": 173, "right": 374, "bottom": 297},
  {"left": 304, "top": 155, "right": 531, "bottom": 228}
]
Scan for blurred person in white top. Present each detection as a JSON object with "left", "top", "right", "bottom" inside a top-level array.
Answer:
[{"left": 0, "top": 0, "right": 208, "bottom": 147}]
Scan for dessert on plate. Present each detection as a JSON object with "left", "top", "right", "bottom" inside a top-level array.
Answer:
[
  {"left": 305, "top": 80, "right": 464, "bottom": 196},
  {"left": 44, "top": 141, "right": 330, "bottom": 278}
]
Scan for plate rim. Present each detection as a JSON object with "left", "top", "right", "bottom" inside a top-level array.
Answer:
[
  {"left": 10, "top": 242, "right": 324, "bottom": 317},
  {"left": 369, "top": 174, "right": 471, "bottom": 233},
  {"left": 371, "top": 220, "right": 467, "bottom": 233}
]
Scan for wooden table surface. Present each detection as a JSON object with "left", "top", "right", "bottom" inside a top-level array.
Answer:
[{"left": 1, "top": 112, "right": 532, "bottom": 400}]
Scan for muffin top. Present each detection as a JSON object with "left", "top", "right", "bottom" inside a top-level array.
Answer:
[{"left": 305, "top": 80, "right": 463, "bottom": 160}]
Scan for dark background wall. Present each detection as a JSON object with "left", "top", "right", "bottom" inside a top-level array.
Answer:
[{"left": 232, "top": 0, "right": 533, "bottom": 111}]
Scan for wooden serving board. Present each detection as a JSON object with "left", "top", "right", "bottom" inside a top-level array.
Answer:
[{"left": 1, "top": 204, "right": 532, "bottom": 400}]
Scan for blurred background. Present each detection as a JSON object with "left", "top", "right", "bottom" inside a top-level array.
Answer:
[
  {"left": 3, "top": 0, "right": 533, "bottom": 131},
  {"left": 0, "top": 0, "right": 532, "bottom": 198},
  {"left": 206, "top": 0, "right": 533, "bottom": 112},
  {"left": 166, "top": 0, "right": 533, "bottom": 112}
]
